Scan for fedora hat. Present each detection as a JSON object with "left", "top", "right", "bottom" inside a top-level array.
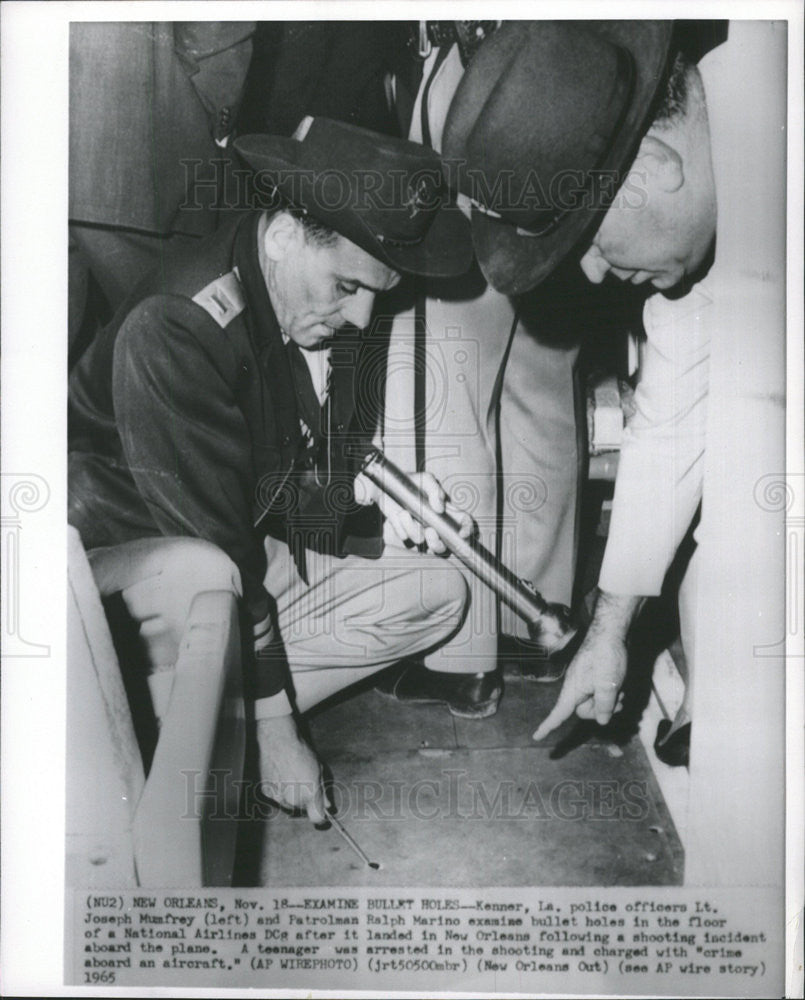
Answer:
[
  {"left": 442, "top": 21, "right": 673, "bottom": 295},
  {"left": 235, "top": 117, "right": 472, "bottom": 278}
]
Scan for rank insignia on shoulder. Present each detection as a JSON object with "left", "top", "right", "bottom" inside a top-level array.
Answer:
[{"left": 192, "top": 269, "right": 246, "bottom": 328}]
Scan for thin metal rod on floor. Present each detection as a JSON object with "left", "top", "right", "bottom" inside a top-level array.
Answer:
[{"left": 327, "top": 811, "right": 380, "bottom": 870}]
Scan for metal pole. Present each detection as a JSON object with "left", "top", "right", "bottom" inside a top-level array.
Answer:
[{"left": 360, "top": 448, "right": 578, "bottom": 655}]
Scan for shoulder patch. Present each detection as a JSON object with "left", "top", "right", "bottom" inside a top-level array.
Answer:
[{"left": 191, "top": 268, "right": 245, "bottom": 329}]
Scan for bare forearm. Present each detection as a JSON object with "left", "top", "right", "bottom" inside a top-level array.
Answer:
[
  {"left": 533, "top": 589, "right": 641, "bottom": 739},
  {"left": 589, "top": 589, "right": 644, "bottom": 641}
]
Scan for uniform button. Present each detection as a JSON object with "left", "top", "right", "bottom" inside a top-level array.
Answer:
[{"left": 282, "top": 434, "right": 291, "bottom": 446}]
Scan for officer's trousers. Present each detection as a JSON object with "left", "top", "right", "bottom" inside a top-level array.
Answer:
[{"left": 88, "top": 535, "right": 468, "bottom": 716}]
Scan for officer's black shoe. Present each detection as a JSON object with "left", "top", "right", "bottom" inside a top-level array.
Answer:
[
  {"left": 498, "top": 634, "right": 567, "bottom": 683},
  {"left": 375, "top": 660, "right": 502, "bottom": 719},
  {"left": 654, "top": 719, "right": 691, "bottom": 768}
]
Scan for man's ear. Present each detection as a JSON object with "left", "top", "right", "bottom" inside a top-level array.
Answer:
[
  {"left": 263, "top": 211, "right": 300, "bottom": 262},
  {"left": 635, "top": 133, "right": 684, "bottom": 193}
]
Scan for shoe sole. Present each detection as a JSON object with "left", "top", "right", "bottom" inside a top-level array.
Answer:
[
  {"left": 375, "top": 687, "right": 502, "bottom": 719},
  {"left": 502, "top": 663, "right": 566, "bottom": 684},
  {"left": 447, "top": 699, "right": 500, "bottom": 719}
]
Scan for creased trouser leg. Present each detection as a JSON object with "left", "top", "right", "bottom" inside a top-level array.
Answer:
[
  {"left": 383, "top": 286, "right": 579, "bottom": 674},
  {"left": 88, "top": 535, "right": 467, "bottom": 720},
  {"left": 263, "top": 537, "right": 467, "bottom": 712},
  {"left": 499, "top": 329, "right": 579, "bottom": 629}
]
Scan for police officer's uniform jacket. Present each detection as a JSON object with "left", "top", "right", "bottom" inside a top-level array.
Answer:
[{"left": 69, "top": 211, "right": 381, "bottom": 698}]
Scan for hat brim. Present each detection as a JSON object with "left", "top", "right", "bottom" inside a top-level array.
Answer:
[
  {"left": 380, "top": 203, "right": 472, "bottom": 279},
  {"left": 469, "top": 21, "right": 673, "bottom": 296},
  {"left": 235, "top": 135, "right": 473, "bottom": 279}
]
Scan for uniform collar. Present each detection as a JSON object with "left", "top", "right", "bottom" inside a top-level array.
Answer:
[
  {"left": 234, "top": 212, "right": 285, "bottom": 354},
  {"left": 234, "top": 212, "right": 302, "bottom": 462}
]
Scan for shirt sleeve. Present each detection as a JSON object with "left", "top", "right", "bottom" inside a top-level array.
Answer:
[
  {"left": 112, "top": 295, "right": 289, "bottom": 699},
  {"left": 598, "top": 285, "right": 712, "bottom": 597}
]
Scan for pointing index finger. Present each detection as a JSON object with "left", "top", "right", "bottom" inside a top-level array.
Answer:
[{"left": 532, "top": 681, "right": 581, "bottom": 741}]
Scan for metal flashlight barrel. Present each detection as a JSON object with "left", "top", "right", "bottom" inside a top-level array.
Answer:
[{"left": 360, "top": 447, "right": 577, "bottom": 655}]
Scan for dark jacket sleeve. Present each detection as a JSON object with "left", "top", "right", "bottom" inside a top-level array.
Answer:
[{"left": 112, "top": 294, "right": 287, "bottom": 698}]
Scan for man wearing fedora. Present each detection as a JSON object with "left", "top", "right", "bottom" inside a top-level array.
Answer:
[
  {"left": 68, "top": 117, "right": 474, "bottom": 824},
  {"left": 444, "top": 20, "right": 785, "bottom": 804}
]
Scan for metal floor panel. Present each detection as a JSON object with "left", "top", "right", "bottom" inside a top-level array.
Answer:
[{"left": 259, "top": 675, "right": 684, "bottom": 887}]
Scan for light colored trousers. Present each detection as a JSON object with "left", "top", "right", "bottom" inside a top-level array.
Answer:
[
  {"left": 383, "top": 286, "right": 579, "bottom": 675},
  {"left": 387, "top": 43, "right": 580, "bottom": 675},
  {"left": 89, "top": 535, "right": 468, "bottom": 714}
]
